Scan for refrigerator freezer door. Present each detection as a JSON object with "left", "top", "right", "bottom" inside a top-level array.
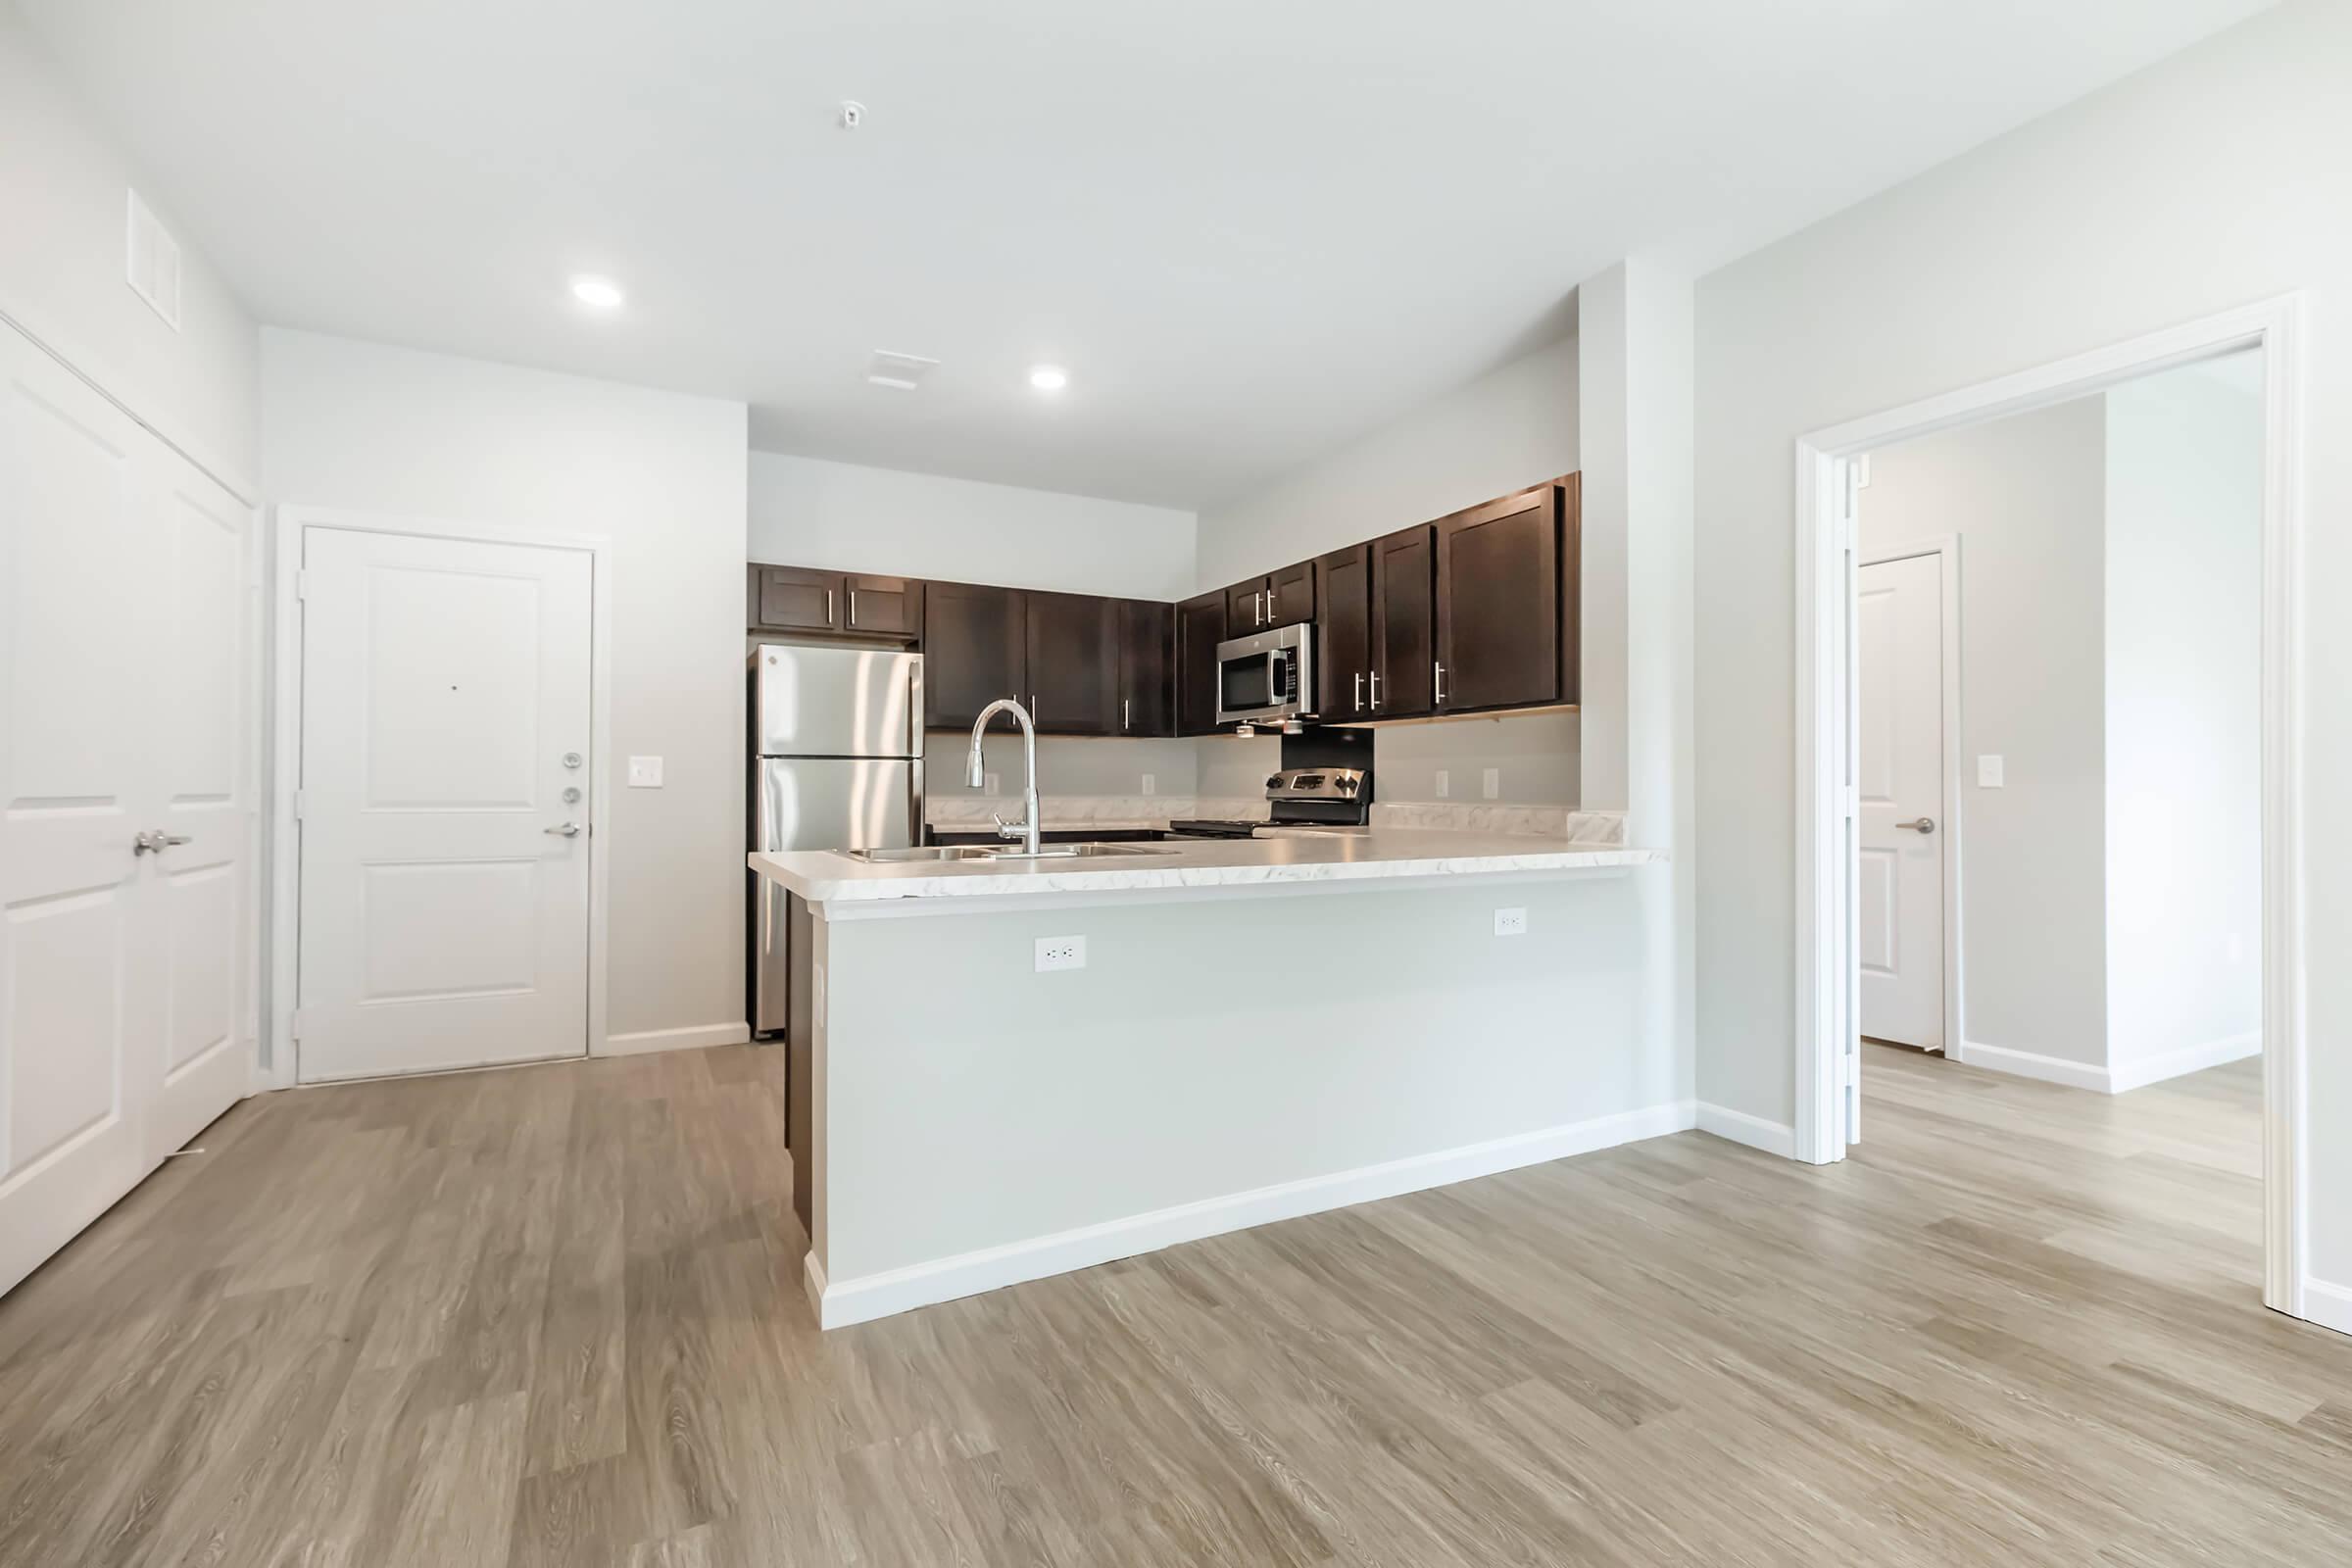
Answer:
[
  {"left": 753, "top": 645, "right": 923, "bottom": 758},
  {"left": 753, "top": 757, "right": 921, "bottom": 1035}
]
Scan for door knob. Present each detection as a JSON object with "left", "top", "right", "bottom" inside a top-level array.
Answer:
[
  {"left": 544, "top": 822, "right": 584, "bottom": 837},
  {"left": 132, "top": 830, "right": 193, "bottom": 856},
  {"left": 1895, "top": 817, "right": 1936, "bottom": 834}
]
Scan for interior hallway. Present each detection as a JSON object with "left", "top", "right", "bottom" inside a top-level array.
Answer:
[{"left": 0, "top": 1041, "right": 2340, "bottom": 1567}]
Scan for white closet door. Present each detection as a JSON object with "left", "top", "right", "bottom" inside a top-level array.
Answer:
[
  {"left": 295, "top": 527, "right": 592, "bottom": 1082},
  {"left": 1858, "top": 551, "right": 1947, "bottom": 1051},
  {"left": 0, "top": 326, "right": 253, "bottom": 1298}
]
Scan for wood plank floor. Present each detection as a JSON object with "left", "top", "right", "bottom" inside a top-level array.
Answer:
[{"left": 1, "top": 1041, "right": 2345, "bottom": 1566}]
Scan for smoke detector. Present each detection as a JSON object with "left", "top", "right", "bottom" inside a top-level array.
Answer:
[
  {"left": 839, "top": 100, "right": 865, "bottom": 130},
  {"left": 866, "top": 349, "right": 938, "bottom": 391}
]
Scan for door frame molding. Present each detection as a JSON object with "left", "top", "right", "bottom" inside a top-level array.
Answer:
[
  {"left": 265, "top": 506, "right": 615, "bottom": 1089},
  {"left": 1791, "top": 294, "right": 2310, "bottom": 1324},
  {"left": 1856, "top": 535, "right": 1964, "bottom": 1063}
]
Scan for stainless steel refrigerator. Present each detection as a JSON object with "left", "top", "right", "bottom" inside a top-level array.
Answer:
[{"left": 750, "top": 644, "right": 924, "bottom": 1036}]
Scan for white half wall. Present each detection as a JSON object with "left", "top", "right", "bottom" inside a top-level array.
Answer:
[
  {"left": 2104, "top": 355, "right": 2263, "bottom": 1073},
  {"left": 750, "top": 451, "right": 1197, "bottom": 601},
  {"left": 0, "top": 9, "right": 257, "bottom": 488},
  {"left": 261, "top": 328, "right": 750, "bottom": 1046},
  {"left": 1692, "top": 0, "right": 2351, "bottom": 1282}
]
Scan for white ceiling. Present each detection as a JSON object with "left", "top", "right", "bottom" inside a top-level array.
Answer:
[{"left": 20, "top": 0, "right": 2274, "bottom": 509}]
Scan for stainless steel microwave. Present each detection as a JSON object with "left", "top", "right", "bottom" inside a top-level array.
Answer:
[{"left": 1214, "top": 622, "right": 1315, "bottom": 728}]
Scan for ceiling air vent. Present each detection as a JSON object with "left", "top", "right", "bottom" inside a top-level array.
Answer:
[
  {"left": 866, "top": 349, "right": 938, "bottom": 390},
  {"left": 125, "top": 190, "right": 183, "bottom": 332}
]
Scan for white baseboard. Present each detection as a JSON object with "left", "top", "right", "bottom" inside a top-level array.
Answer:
[
  {"left": 1958, "top": 1032, "right": 2260, "bottom": 1095},
  {"left": 2109, "top": 1031, "right": 2262, "bottom": 1094},
  {"left": 2302, "top": 1279, "right": 2352, "bottom": 1339},
  {"left": 1954, "top": 1040, "right": 2114, "bottom": 1092},
  {"left": 803, "top": 1250, "right": 829, "bottom": 1321},
  {"left": 598, "top": 1021, "right": 751, "bottom": 1058},
  {"left": 809, "top": 1099, "right": 1698, "bottom": 1329},
  {"left": 1695, "top": 1102, "right": 1796, "bottom": 1158}
]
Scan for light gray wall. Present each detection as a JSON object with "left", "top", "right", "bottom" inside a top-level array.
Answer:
[
  {"left": 1693, "top": 0, "right": 2352, "bottom": 1283},
  {"left": 1861, "top": 396, "right": 2110, "bottom": 1066},
  {"left": 2105, "top": 356, "right": 2263, "bottom": 1067},
  {"left": 0, "top": 9, "right": 258, "bottom": 485},
  {"left": 262, "top": 328, "right": 750, "bottom": 1046}
]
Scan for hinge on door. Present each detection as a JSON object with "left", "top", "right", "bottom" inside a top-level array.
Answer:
[
  {"left": 288, "top": 1006, "right": 308, "bottom": 1041},
  {"left": 1842, "top": 784, "right": 1859, "bottom": 819},
  {"left": 295, "top": 568, "right": 310, "bottom": 601}
]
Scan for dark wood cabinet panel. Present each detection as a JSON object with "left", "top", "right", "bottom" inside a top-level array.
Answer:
[
  {"left": 1224, "top": 578, "right": 1265, "bottom": 639},
  {"left": 1265, "top": 559, "right": 1315, "bottom": 630},
  {"left": 750, "top": 564, "right": 846, "bottom": 632},
  {"left": 1024, "top": 592, "right": 1119, "bottom": 735},
  {"left": 1175, "top": 590, "right": 1226, "bottom": 736},
  {"left": 1370, "top": 524, "right": 1435, "bottom": 718},
  {"left": 1115, "top": 599, "right": 1174, "bottom": 737},
  {"left": 922, "top": 580, "right": 1026, "bottom": 730},
  {"left": 1315, "top": 544, "right": 1372, "bottom": 721},
  {"left": 1435, "top": 485, "right": 1560, "bottom": 713},
  {"left": 1557, "top": 472, "right": 1582, "bottom": 707},
  {"left": 843, "top": 573, "right": 922, "bottom": 637}
]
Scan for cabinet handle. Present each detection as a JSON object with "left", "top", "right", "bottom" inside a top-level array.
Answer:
[
  {"left": 1353, "top": 671, "right": 1364, "bottom": 712},
  {"left": 849, "top": 587, "right": 858, "bottom": 625},
  {"left": 1252, "top": 590, "right": 1264, "bottom": 626},
  {"left": 1369, "top": 669, "right": 1381, "bottom": 710},
  {"left": 1122, "top": 697, "right": 1131, "bottom": 731},
  {"left": 824, "top": 588, "right": 834, "bottom": 623},
  {"left": 1268, "top": 584, "right": 1278, "bottom": 618},
  {"left": 1435, "top": 661, "right": 1446, "bottom": 705}
]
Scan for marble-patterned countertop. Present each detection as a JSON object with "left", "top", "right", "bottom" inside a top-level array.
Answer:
[{"left": 751, "top": 828, "right": 1662, "bottom": 911}]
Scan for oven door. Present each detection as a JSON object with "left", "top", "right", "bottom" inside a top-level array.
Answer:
[{"left": 1214, "top": 624, "right": 1313, "bottom": 727}]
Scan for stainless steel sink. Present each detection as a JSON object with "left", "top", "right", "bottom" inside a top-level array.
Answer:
[{"left": 840, "top": 841, "right": 1178, "bottom": 864}]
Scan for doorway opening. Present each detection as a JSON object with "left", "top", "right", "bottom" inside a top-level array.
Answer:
[{"left": 1792, "top": 299, "right": 2309, "bottom": 1322}]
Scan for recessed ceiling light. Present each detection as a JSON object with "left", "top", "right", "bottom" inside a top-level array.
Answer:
[
  {"left": 570, "top": 275, "right": 625, "bottom": 310},
  {"left": 1029, "top": 366, "right": 1068, "bottom": 391}
]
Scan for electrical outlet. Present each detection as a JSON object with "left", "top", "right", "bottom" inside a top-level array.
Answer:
[
  {"left": 1435, "top": 769, "right": 1450, "bottom": 799},
  {"left": 1035, "top": 935, "right": 1087, "bottom": 972},
  {"left": 627, "top": 756, "right": 663, "bottom": 788},
  {"left": 1141, "top": 773, "right": 1156, "bottom": 796},
  {"left": 1482, "top": 767, "right": 1500, "bottom": 800},
  {"left": 985, "top": 771, "right": 1002, "bottom": 795},
  {"left": 1494, "top": 906, "right": 1528, "bottom": 937},
  {"left": 1978, "top": 755, "right": 2004, "bottom": 788}
]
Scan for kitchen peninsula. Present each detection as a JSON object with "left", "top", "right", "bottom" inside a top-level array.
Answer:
[{"left": 752, "top": 828, "right": 1667, "bottom": 1327}]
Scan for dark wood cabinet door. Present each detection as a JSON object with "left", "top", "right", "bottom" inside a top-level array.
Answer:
[
  {"left": 1175, "top": 590, "right": 1227, "bottom": 736},
  {"left": 1434, "top": 485, "right": 1559, "bottom": 712},
  {"left": 1264, "top": 559, "right": 1315, "bottom": 630},
  {"left": 750, "top": 564, "right": 846, "bottom": 632},
  {"left": 1223, "top": 577, "right": 1268, "bottom": 639},
  {"left": 1024, "top": 592, "right": 1118, "bottom": 735},
  {"left": 921, "top": 580, "right": 1026, "bottom": 730},
  {"left": 1115, "top": 599, "right": 1174, "bottom": 736},
  {"left": 1370, "top": 524, "right": 1435, "bottom": 717},
  {"left": 844, "top": 573, "right": 922, "bottom": 637},
  {"left": 1315, "top": 544, "right": 1372, "bottom": 720}
]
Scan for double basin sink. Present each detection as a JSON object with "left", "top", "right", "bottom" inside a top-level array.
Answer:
[{"left": 841, "top": 842, "right": 1177, "bottom": 864}]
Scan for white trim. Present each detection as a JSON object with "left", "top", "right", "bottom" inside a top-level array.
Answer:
[
  {"left": 2303, "top": 1279, "right": 2352, "bottom": 1340},
  {"left": 810, "top": 863, "right": 1642, "bottom": 922},
  {"left": 808, "top": 1099, "right": 1699, "bottom": 1329},
  {"left": 1953, "top": 1040, "right": 2112, "bottom": 1093},
  {"left": 599, "top": 1021, "right": 751, "bottom": 1058},
  {"left": 1857, "top": 535, "right": 1965, "bottom": 1061},
  {"left": 803, "top": 1250, "right": 828, "bottom": 1322},
  {"left": 2110, "top": 1031, "right": 2263, "bottom": 1094},
  {"left": 1695, "top": 1102, "right": 1796, "bottom": 1158},
  {"left": 267, "top": 506, "right": 617, "bottom": 1084},
  {"left": 1791, "top": 292, "right": 2310, "bottom": 1321}
]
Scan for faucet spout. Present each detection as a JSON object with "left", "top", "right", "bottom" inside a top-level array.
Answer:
[{"left": 967, "top": 697, "right": 1043, "bottom": 858}]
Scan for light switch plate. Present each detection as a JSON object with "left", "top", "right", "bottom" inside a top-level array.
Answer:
[
  {"left": 1482, "top": 767, "right": 1500, "bottom": 800},
  {"left": 627, "top": 756, "right": 663, "bottom": 788},
  {"left": 1978, "top": 755, "right": 2004, "bottom": 789},
  {"left": 1141, "top": 773, "right": 1156, "bottom": 796},
  {"left": 985, "top": 771, "right": 1001, "bottom": 795},
  {"left": 1434, "top": 769, "right": 1450, "bottom": 799}
]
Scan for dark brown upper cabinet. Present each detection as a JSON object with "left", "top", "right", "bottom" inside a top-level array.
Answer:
[
  {"left": 1115, "top": 599, "right": 1175, "bottom": 737},
  {"left": 1023, "top": 592, "right": 1119, "bottom": 735},
  {"left": 1314, "top": 543, "right": 1373, "bottom": 721},
  {"left": 843, "top": 573, "right": 923, "bottom": 638},
  {"left": 1369, "top": 524, "right": 1435, "bottom": 718},
  {"left": 922, "top": 580, "right": 1025, "bottom": 730},
  {"left": 749, "top": 564, "right": 846, "bottom": 633},
  {"left": 1174, "top": 590, "right": 1227, "bottom": 736},
  {"left": 1434, "top": 482, "right": 1564, "bottom": 713},
  {"left": 1222, "top": 561, "right": 1316, "bottom": 638}
]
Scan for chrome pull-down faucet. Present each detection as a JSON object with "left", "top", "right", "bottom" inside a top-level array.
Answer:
[{"left": 967, "top": 697, "right": 1042, "bottom": 858}]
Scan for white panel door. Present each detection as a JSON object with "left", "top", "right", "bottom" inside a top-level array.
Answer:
[
  {"left": 0, "top": 326, "right": 254, "bottom": 1298},
  {"left": 1858, "top": 552, "right": 1946, "bottom": 1050},
  {"left": 296, "top": 528, "right": 592, "bottom": 1081}
]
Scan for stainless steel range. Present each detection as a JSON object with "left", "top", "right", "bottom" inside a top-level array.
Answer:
[{"left": 1165, "top": 766, "right": 1372, "bottom": 840}]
